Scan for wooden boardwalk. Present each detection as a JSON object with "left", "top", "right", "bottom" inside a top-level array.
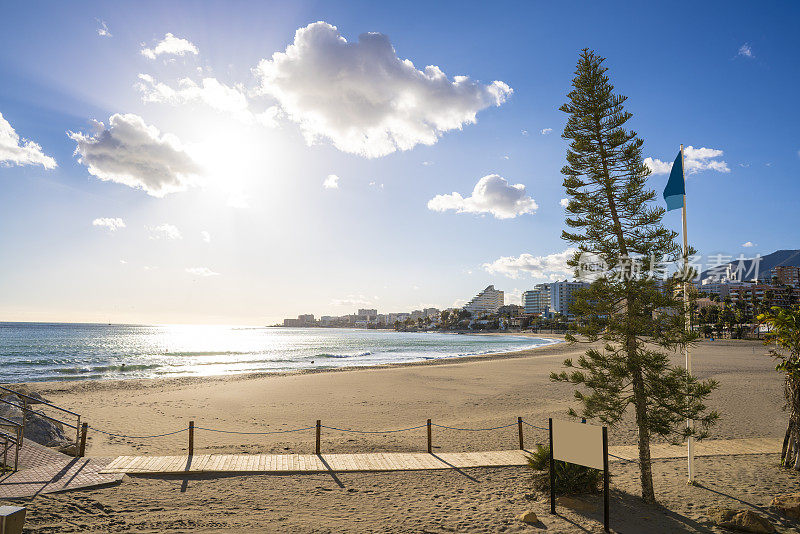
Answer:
[
  {"left": 0, "top": 441, "right": 124, "bottom": 499},
  {"left": 100, "top": 437, "right": 780, "bottom": 475}
]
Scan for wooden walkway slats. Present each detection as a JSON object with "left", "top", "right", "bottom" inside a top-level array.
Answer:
[{"left": 99, "top": 438, "right": 780, "bottom": 475}]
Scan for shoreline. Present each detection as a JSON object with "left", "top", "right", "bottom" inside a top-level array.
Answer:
[
  {"left": 12, "top": 336, "right": 782, "bottom": 460},
  {"left": 8, "top": 333, "right": 565, "bottom": 394}
]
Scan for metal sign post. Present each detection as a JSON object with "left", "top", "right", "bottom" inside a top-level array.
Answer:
[{"left": 549, "top": 418, "right": 610, "bottom": 532}]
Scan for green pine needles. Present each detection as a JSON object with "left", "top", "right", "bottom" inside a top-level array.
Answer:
[{"left": 551, "top": 49, "right": 719, "bottom": 503}]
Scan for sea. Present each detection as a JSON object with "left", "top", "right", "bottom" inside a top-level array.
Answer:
[{"left": 0, "top": 323, "right": 556, "bottom": 383}]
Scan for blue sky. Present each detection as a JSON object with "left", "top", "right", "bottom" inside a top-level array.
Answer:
[{"left": 0, "top": 1, "right": 797, "bottom": 325}]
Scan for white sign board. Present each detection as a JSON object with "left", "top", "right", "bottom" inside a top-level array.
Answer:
[{"left": 551, "top": 419, "right": 604, "bottom": 470}]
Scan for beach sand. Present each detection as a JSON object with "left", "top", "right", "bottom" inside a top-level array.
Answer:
[{"left": 10, "top": 338, "right": 800, "bottom": 532}]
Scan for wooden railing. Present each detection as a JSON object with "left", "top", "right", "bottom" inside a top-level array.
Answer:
[{"left": 0, "top": 385, "right": 82, "bottom": 450}]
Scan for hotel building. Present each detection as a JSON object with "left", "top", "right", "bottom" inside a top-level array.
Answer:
[{"left": 463, "top": 285, "right": 504, "bottom": 316}]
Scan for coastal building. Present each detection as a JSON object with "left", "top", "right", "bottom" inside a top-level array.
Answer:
[
  {"left": 424, "top": 308, "right": 441, "bottom": 319},
  {"left": 387, "top": 312, "right": 411, "bottom": 324},
  {"left": 696, "top": 280, "right": 742, "bottom": 299},
  {"left": 549, "top": 280, "right": 590, "bottom": 316},
  {"left": 355, "top": 309, "right": 378, "bottom": 325},
  {"left": 771, "top": 266, "right": 800, "bottom": 287},
  {"left": 464, "top": 285, "right": 504, "bottom": 316},
  {"left": 523, "top": 283, "right": 551, "bottom": 316},
  {"left": 729, "top": 283, "right": 799, "bottom": 314},
  {"left": 283, "top": 314, "right": 316, "bottom": 327}
]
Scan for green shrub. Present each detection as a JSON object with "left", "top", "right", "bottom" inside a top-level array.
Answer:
[{"left": 527, "top": 443, "right": 603, "bottom": 494}]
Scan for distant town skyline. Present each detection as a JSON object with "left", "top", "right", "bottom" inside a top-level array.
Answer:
[{"left": 1, "top": 2, "right": 798, "bottom": 325}]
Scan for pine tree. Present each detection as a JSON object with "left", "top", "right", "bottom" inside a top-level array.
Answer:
[{"left": 551, "top": 49, "right": 719, "bottom": 503}]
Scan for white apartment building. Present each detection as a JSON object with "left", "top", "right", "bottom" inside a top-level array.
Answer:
[
  {"left": 463, "top": 285, "right": 504, "bottom": 316},
  {"left": 523, "top": 283, "right": 551, "bottom": 315},
  {"left": 549, "top": 280, "right": 589, "bottom": 316},
  {"left": 696, "top": 280, "right": 743, "bottom": 299}
]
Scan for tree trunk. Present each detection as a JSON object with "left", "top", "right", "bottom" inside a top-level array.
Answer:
[
  {"left": 632, "top": 367, "right": 656, "bottom": 503},
  {"left": 786, "top": 433, "right": 795, "bottom": 469},
  {"left": 782, "top": 420, "right": 793, "bottom": 466},
  {"left": 786, "top": 375, "right": 800, "bottom": 470},
  {"left": 794, "top": 434, "right": 800, "bottom": 471}
]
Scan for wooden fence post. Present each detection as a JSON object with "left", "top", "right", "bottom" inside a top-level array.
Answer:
[
  {"left": 427, "top": 419, "right": 432, "bottom": 453},
  {"left": 316, "top": 420, "right": 321, "bottom": 454},
  {"left": 79, "top": 422, "right": 88, "bottom": 457},
  {"left": 188, "top": 421, "right": 194, "bottom": 456},
  {"left": 518, "top": 417, "right": 524, "bottom": 450}
]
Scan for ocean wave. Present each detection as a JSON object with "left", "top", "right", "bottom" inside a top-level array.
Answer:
[
  {"left": 311, "top": 351, "right": 372, "bottom": 359},
  {"left": 50, "top": 363, "right": 161, "bottom": 375},
  {"left": 160, "top": 351, "right": 255, "bottom": 357}
]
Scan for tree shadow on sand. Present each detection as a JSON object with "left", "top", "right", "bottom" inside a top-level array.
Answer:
[
  {"left": 549, "top": 489, "right": 714, "bottom": 533},
  {"left": 693, "top": 481, "right": 797, "bottom": 532}
]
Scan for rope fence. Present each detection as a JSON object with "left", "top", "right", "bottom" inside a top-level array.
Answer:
[
  {"left": 77, "top": 417, "right": 643, "bottom": 467},
  {"left": 87, "top": 425, "right": 188, "bottom": 439},
  {"left": 431, "top": 422, "right": 518, "bottom": 432},
  {"left": 321, "top": 424, "right": 427, "bottom": 434},
  {"left": 75, "top": 417, "right": 559, "bottom": 458},
  {"left": 194, "top": 426, "right": 315, "bottom": 435}
]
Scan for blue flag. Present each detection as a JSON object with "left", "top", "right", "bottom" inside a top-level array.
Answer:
[{"left": 662, "top": 151, "right": 684, "bottom": 211}]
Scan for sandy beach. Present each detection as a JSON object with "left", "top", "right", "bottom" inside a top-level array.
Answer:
[{"left": 9, "top": 337, "right": 800, "bottom": 532}]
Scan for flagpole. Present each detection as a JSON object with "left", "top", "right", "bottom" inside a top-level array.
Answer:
[{"left": 680, "top": 143, "right": 695, "bottom": 484}]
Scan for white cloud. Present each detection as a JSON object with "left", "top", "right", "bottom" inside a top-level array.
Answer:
[
  {"left": 254, "top": 21, "right": 512, "bottom": 158},
  {"left": 200, "top": 230, "right": 211, "bottom": 243},
  {"left": 323, "top": 174, "right": 340, "bottom": 189},
  {"left": 505, "top": 287, "right": 523, "bottom": 306},
  {"left": 427, "top": 174, "right": 537, "bottom": 219},
  {"left": 521, "top": 129, "right": 529, "bottom": 136},
  {"left": 643, "top": 157, "right": 673, "bottom": 175},
  {"left": 369, "top": 181, "right": 384, "bottom": 189},
  {"left": 186, "top": 266, "right": 220, "bottom": 277},
  {"left": 737, "top": 43, "right": 754, "bottom": 58},
  {"left": 119, "top": 259, "right": 128, "bottom": 264},
  {"left": 136, "top": 74, "right": 278, "bottom": 125},
  {"left": 559, "top": 198, "right": 569, "bottom": 208},
  {"left": 92, "top": 217, "right": 126, "bottom": 232},
  {"left": 644, "top": 146, "right": 730, "bottom": 176},
  {"left": 0, "top": 112, "right": 57, "bottom": 169},
  {"left": 330, "top": 294, "right": 372, "bottom": 307},
  {"left": 483, "top": 248, "right": 577, "bottom": 280},
  {"left": 540, "top": 128, "right": 552, "bottom": 135},
  {"left": 742, "top": 241, "right": 756, "bottom": 248},
  {"left": 96, "top": 20, "right": 112, "bottom": 38},
  {"left": 422, "top": 161, "right": 434, "bottom": 166},
  {"left": 69, "top": 113, "right": 201, "bottom": 197},
  {"left": 148, "top": 223, "right": 182, "bottom": 240},
  {"left": 141, "top": 33, "right": 198, "bottom": 59}
]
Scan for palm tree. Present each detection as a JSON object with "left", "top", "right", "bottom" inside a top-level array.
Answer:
[{"left": 759, "top": 306, "right": 800, "bottom": 468}]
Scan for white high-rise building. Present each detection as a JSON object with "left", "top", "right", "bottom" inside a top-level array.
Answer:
[
  {"left": 463, "top": 285, "right": 504, "bottom": 316},
  {"left": 523, "top": 284, "right": 551, "bottom": 315},
  {"left": 549, "top": 280, "right": 589, "bottom": 316}
]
